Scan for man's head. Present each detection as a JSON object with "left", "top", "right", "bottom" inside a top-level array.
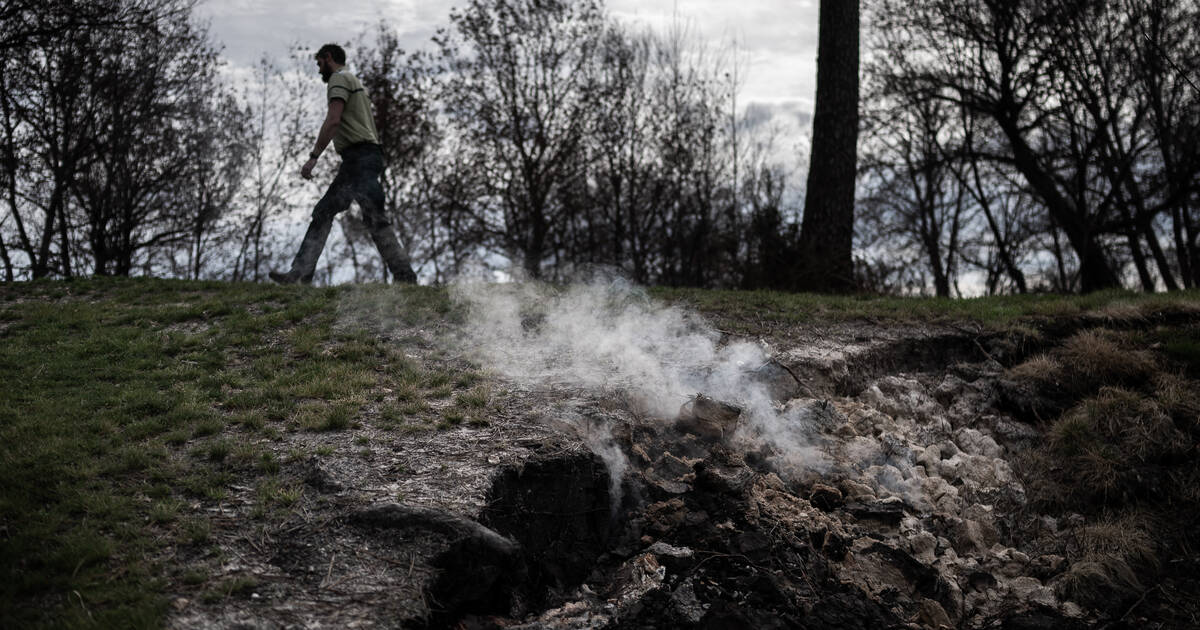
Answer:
[{"left": 314, "top": 44, "right": 346, "bottom": 83}]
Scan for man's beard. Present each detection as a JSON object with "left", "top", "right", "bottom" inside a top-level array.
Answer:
[{"left": 320, "top": 68, "right": 332, "bottom": 83}]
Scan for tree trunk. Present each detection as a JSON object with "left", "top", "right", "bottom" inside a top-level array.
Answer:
[
  {"left": 1184, "top": 204, "right": 1200, "bottom": 289},
  {"left": 1140, "top": 218, "right": 1178, "bottom": 291},
  {"left": 33, "top": 183, "right": 63, "bottom": 279},
  {"left": 1051, "top": 225, "right": 1070, "bottom": 291},
  {"left": 1125, "top": 229, "right": 1155, "bottom": 292},
  {"left": 794, "top": 0, "right": 859, "bottom": 293},
  {"left": 0, "top": 230, "right": 12, "bottom": 282},
  {"left": 997, "top": 115, "right": 1120, "bottom": 292},
  {"left": 1171, "top": 205, "right": 1193, "bottom": 288}
]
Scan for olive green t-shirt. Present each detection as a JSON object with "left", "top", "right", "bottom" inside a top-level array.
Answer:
[{"left": 327, "top": 69, "right": 379, "bottom": 153}]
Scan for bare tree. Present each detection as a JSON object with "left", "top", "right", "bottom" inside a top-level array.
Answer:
[
  {"left": 645, "top": 16, "right": 736, "bottom": 287},
  {"left": 232, "top": 54, "right": 313, "bottom": 282},
  {"left": 872, "top": 0, "right": 1123, "bottom": 290},
  {"left": 0, "top": 0, "right": 188, "bottom": 54},
  {"left": 70, "top": 9, "right": 222, "bottom": 275},
  {"left": 2, "top": 19, "right": 104, "bottom": 278},
  {"left": 859, "top": 94, "right": 965, "bottom": 297},
  {"left": 175, "top": 93, "right": 250, "bottom": 280},
  {"left": 436, "top": 0, "right": 608, "bottom": 278},
  {"left": 868, "top": 0, "right": 1199, "bottom": 292},
  {"left": 0, "top": 0, "right": 246, "bottom": 280},
  {"left": 1127, "top": 0, "right": 1200, "bottom": 288},
  {"left": 358, "top": 24, "right": 439, "bottom": 282},
  {"left": 583, "top": 26, "right": 658, "bottom": 282}
]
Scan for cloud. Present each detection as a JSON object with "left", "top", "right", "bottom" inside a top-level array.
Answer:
[
  {"left": 607, "top": 0, "right": 818, "bottom": 108},
  {"left": 200, "top": 0, "right": 818, "bottom": 108},
  {"left": 744, "top": 101, "right": 812, "bottom": 130},
  {"left": 197, "top": 0, "right": 449, "bottom": 68}
]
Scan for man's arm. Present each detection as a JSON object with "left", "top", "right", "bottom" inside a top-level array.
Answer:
[{"left": 301, "top": 99, "right": 345, "bottom": 180}]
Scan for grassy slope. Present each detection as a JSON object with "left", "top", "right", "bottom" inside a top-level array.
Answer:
[
  {"left": 0, "top": 279, "right": 477, "bottom": 628},
  {"left": 1, "top": 279, "right": 1198, "bottom": 627}
]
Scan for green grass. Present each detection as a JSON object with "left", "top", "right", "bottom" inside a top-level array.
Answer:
[
  {"left": 651, "top": 286, "right": 1200, "bottom": 332},
  {"left": 1148, "top": 325, "right": 1200, "bottom": 374},
  {"left": 455, "top": 385, "right": 492, "bottom": 410},
  {"left": 0, "top": 278, "right": 480, "bottom": 628}
]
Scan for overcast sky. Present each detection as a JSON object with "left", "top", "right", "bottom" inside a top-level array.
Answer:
[{"left": 197, "top": 0, "right": 821, "bottom": 118}]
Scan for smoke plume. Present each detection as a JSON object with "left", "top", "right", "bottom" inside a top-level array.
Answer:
[{"left": 451, "top": 277, "right": 827, "bottom": 474}]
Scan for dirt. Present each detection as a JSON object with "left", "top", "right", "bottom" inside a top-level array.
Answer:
[{"left": 164, "top": 315, "right": 1200, "bottom": 629}]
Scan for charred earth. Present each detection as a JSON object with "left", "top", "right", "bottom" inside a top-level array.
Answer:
[{"left": 163, "top": 291, "right": 1200, "bottom": 630}]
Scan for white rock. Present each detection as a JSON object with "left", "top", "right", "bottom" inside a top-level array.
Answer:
[
  {"left": 917, "top": 444, "right": 942, "bottom": 471},
  {"left": 839, "top": 479, "right": 877, "bottom": 501},
  {"left": 954, "top": 427, "right": 1003, "bottom": 458},
  {"left": 909, "top": 531, "right": 938, "bottom": 563},
  {"left": 1008, "top": 576, "right": 1056, "bottom": 607}
]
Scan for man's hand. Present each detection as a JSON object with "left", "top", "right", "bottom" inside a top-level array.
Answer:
[{"left": 303, "top": 100, "right": 342, "bottom": 180}]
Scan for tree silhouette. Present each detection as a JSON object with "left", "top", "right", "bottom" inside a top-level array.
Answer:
[{"left": 794, "top": 0, "right": 860, "bottom": 293}]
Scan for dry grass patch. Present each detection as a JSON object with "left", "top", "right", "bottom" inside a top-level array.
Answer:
[
  {"left": 1053, "top": 513, "right": 1157, "bottom": 611},
  {"left": 1059, "top": 329, "right": 1157, "bottom": 391},
  {"left": 1054, "top": 556, "right": 1143, "bottom": 612},
  {"left": 1041, "top": 388, "right": 1189, "bottom": 508},
  {"left": 1154, "top": 373, "right": 1200, "bottom": 427},
  {"left": 1077, "top": 388, "right": 1184, "bottom": 461},
  {"left": 1074, "top": 513, "right": 1158, "bottom": 569},
  {"left": 1008, "top": 353, "right": 1062, "bottom": 385},
  {"left": 1006, "top": 329, "right": 1160, "bottom": 421}
]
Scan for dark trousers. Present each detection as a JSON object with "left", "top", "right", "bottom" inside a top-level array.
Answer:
[{"left": 287, "top": 143, "right": 416, "bottom": 282}]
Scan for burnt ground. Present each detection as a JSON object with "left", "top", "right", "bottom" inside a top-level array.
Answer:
[{"left": 165, "top": 308, "right": 1200, "bottom": 630}]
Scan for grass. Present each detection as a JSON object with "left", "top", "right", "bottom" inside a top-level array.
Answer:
[
  {"left": 1154, "top": 372, "right": 1200, "bottom": 426},
  {"left": 651, "top": 286, "right": 1200, "bottom": 332},
  {"left": 1058, "top": 330, "right": 1157, "bottom": 388},
  {"left": 455, "top": 385, "right": 493, "bottom": 410},
  {"left": 1, "top": 277, "right": 1197, "bottom": 627},
  {"left": 1053, "top": 512, "right": 1158, "bottom": 609},
  {"left": 1007, "top": 328, "right": 1161, "bottom": 412},
  {"left": 1146, "top": 324, "right": 1200, "bottom": 375},
  {"left": 0, "top": 278, "right": 481, "bottom": 628},
  {"left": 1035, "top": 386, "right": 1192, "bottom": 509},
  {"left": 1005, "top": 321, "right": 1200, "bottom": 513}
]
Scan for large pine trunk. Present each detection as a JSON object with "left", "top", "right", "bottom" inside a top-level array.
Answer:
[{"left": 794, "top": 0, "right": 860, "bottom": 293}]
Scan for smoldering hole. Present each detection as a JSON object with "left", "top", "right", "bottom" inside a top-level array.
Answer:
[{"left": 425, "top": 450, "right": 617, "bottom": 625}]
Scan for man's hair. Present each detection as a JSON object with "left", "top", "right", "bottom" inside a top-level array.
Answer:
[{"left": 315, "top": 44, "right": 346, "bottom": 64}]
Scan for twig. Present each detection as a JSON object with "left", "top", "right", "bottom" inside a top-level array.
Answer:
[
  {"left": 1144, "top": 34, "right": 1200, "bottom": 95},
  {"left": 319, "top": 553, "right": 336, "bottom": 589},
  {"left": 972, "top": 338, "right": 999, "bottom": 365},
  {"left": 71, "top": 590, "right": 94, "bottom": 623},
  {"left": 1118, "top": 584, "right": 1160, "bottom": 623}
]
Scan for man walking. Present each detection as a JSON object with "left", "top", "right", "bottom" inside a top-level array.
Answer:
[{"left": 270, "top": 43, "right": 417, "bottom": 284}]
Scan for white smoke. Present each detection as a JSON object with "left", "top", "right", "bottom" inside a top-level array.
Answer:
[
  {"left": 451, "top": 276, "right": 827, "bottom": 474},
  {"left": 546, "top": 401, "right": 629, "bottom": 517}
]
